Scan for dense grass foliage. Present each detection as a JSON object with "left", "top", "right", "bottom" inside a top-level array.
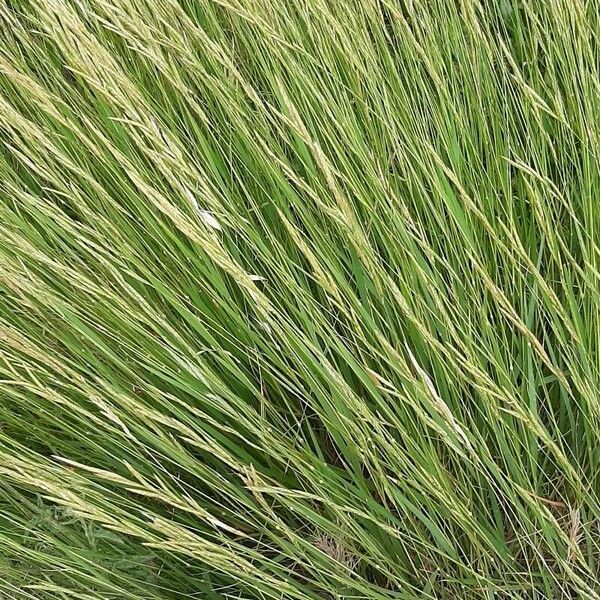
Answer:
[{"left": 0, "top": 0, "right": 599, "bottom": 598}]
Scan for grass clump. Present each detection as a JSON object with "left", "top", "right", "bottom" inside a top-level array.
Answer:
[{"left": 0, "top": 0, "right": 599, "bottom": 598}]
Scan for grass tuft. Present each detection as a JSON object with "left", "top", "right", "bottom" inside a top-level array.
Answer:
[{"left": 1, "top": 0, "right": 600, "bottom": 598}]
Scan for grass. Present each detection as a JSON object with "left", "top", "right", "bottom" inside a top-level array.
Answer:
[{"left": 0, "top": 0, "right": 599, "bottom": 597}]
